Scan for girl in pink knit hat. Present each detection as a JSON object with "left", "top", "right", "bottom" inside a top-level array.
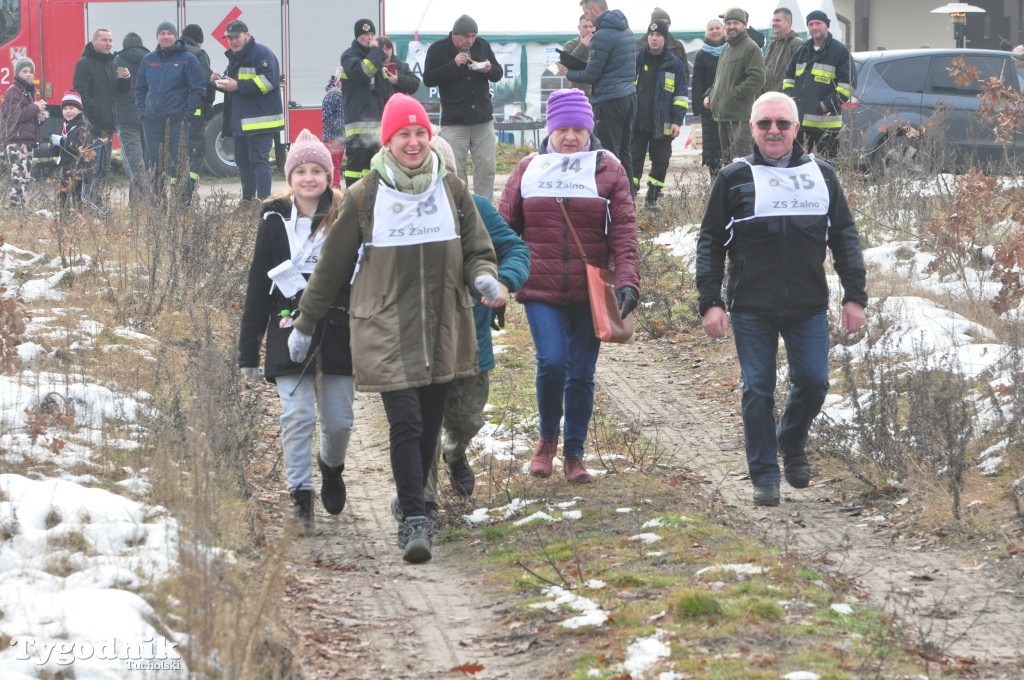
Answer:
[{"left": 238, "top": 128, "right": 352, "bottom": 536}]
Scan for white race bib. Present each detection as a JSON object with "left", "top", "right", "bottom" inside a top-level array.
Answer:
[
  {"left": 266, "top": 206, "right": 326, "bottom": 296},
  {"left": 371, "top": 179, "right": 458, "bottom": 247},
  {"left": 749, "top": 161, "right": 829, "bottom": 217},
  {"left": 520, "top": 151, "right": 600, "bottom": 199}
]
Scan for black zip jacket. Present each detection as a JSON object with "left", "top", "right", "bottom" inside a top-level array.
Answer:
[
  {"left": 239, "top": 191, "right": 352, "bottom": 381},
  {"left": 422, "top": 34, "right": 503, "bottom": 125},
  {"left": 696, "top": 142, "right": 867, "bottom": 318}
]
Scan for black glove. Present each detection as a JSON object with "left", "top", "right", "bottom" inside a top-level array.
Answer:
[
  {"left": 615, "top": 286, "right": 639, "bottom": 320},
  {"left": 491, "top": 305, "right": 506, "bottom": 330}
]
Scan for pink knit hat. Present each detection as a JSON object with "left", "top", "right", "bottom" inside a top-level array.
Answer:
[
  {"left": 284, "top": 129, "right": 333, "bottom": 184},
  {"left": 545, "top": 89, "right": 594, "bottom": 133},
  {"left": 381, "top": 93, "right": 433, "bottom": 146}
]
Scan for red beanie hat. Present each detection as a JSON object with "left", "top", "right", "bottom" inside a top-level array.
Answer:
[{"left": 380, "top": 93, "right": 433, "bottom": 146}]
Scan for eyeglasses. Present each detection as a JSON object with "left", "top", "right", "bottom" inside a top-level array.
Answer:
[{"left": 754, "top": 119, "right": 795, "bottom": 131}]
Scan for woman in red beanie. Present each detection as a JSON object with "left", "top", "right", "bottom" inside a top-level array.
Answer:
[
  {"left": 238, "top": 129, "right": 351, "bottom": 536},
  {"left": 289, "top": 94, "right": 498, "bottom": 564},
  {"left": 498, "top": 88, "right": 640, "bottom": 484}
]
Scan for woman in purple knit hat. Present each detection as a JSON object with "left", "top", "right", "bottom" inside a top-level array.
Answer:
[{"left": 497, "top": 88, "right": 640, "bottom": 483}]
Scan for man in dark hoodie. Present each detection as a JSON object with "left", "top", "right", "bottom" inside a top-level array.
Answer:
[
  {"left": 558, "top": 0, "right": 637, "bottom": 191},
  {"left": 181, "top": 24, "right": 215, "bottom": 185},
  {"left": 135, "top": 21, "right": 206, "bottom": 202},
  {"left": 115, "top": 32, "right": 149, "bottom": 196},
  {"left": 73, "top": 28, "right": 130, "bottom": 207}
]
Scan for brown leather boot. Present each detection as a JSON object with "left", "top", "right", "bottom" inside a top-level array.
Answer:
[
  {"left": 563, "top": 457, "right": 594, "bottom": 484},
  {"left": 529, "top": 437, "right": 558, "bottom": 478}
]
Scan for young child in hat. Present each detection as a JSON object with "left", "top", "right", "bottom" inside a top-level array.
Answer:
[
  {"left": 49, "top": 91, "right": 99, "bottom": 215},
  {"left": 238, "top": 129, "right": 353, "bottom": 536},
  {"left": 0, "top": 57, "right": 47, "bottom": 210}
]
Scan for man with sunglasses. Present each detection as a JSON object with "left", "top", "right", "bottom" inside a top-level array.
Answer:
[
  {"left": 696, "top": 91, "right": 867, "bottom": 508},
  {"left": 782, "top": 10, "right": 853, "bottom": 159}
]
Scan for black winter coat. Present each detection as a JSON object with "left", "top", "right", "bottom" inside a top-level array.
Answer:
[
  {"left": 182, "top": 34, "right": 216, "bottom": 118},
  {"left": 695, "top": 143, "right": 867, "bottom": 318},
  {"left": 422, "top": 35, "right": 503, "bottom": 125},
  {"left": 73, "top": 42, "right": 129, "bottom": 134},
  {"left": 239, "top": 191, "right": 353, "bottom": 381},
  {"left": 339, "top": 40, "right": 419, "bottom": 129},
  {"left": 691, "top": 43, "right": 722, "bottom": 117},
  {"left": 115, "top": 37, "right": 148, "bottom": 128}
]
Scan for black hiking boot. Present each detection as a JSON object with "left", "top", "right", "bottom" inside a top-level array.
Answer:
[
  {"left": 752, "top": 483, "right": 780, "bottom": 507},
  {"left": 447, "top": 457, "right": 475, "bottom": 498},
  {"left": 644, "top": 185, "right": 662, "bottom": 211},
  {"left": 289, "top": 489, "right": 315, "bottom": 535},
  {"left": 318, "top": 457, "right": 346, "bottom": 515},
  {"left": 398, "top": 515, "right": 433, "bottom": 563}
]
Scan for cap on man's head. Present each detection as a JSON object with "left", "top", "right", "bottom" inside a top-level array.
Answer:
[
  {"left": 156, "top": 20, "right": 178, "bottom": 38},
  {"left": 452, "top": 14, "right": 478, "bottom": 36},
  {"left": 182, "top": 24, "right": 204, "bottom": 44},
  {"left": 61, "top": 90, "right": 83, "bottom": 110},
  {"left": 805, "top": 10, "right": 830, "bottom": 27},
  {"left": 648, "top": 20, "right": 670, "bottom": 40},
  {"left": 223, "top": 20, "right": 249, "bottom": 37},
  {"left": 720, "top": 8, "right": 748, "bottom": 24},
  {"left": 650, "top": 7, "right": 671, "bottom": 23},
  {"left": 354, "top": 18, "right": 376, "bottom": 38}
]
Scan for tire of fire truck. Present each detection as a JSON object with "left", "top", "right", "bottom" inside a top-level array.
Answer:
[{"left": 204, "top": 111, "right": 237, "bottom": 178}]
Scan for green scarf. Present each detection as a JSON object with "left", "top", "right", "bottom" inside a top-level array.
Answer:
[{"left": 370, "top": 147, "right": 442, "bottom": 195}]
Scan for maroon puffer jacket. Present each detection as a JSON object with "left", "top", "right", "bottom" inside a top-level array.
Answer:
[
  {"left": 0, "top": 78, "right": 41, "bottom": 146},
  {"left": 498, "top": 144, "right": 639, "bottom": 305}
]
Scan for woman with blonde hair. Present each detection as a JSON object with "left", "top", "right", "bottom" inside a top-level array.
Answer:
[{"left": 238, "top": 129, "right": 353, "bottom": 536}]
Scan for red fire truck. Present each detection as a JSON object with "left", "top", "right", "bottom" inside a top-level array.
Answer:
[{"left": 0, "top": 0, "right": 383, "bottom": 175}]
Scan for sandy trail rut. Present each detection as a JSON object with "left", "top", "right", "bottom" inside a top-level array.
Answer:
[{"left": 597, "top": 338, "right": 1024, "bottom": 670}]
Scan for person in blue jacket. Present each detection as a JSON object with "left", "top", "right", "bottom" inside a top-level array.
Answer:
[
  {"left": 134, "top": 21, "right": 206, "bottom": 201},
  {"left": 419, "top": 136, "right": 531, "bottom": 511}
]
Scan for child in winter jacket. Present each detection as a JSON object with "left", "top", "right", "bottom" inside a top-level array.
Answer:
[
  {"left": 321, "top": 69, "right": 345, "bottom": 188},
  {"left": 49, "top": 91, "right": 98, "bottom": 215},
  {"left": 0, "top": 58, "right": 47, "bottom": 209}
]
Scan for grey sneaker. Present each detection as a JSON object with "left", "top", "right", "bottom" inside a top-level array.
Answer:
[
  {"left": 398, "top": 516, "right": 433, "bottom": 563},
  {"left": 752, "top": 483, "right": 780, "bottom": 507},
  {"left": 781, "top": 448, "right": 811, "bottom": 489}
]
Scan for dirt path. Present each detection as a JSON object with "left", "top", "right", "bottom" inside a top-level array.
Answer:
[
  {"left": 597, "top": 338, "right": 1024, "bottom": 671},
  {"left": 253, "top": 390, "right": 554, "bottom": 679}
]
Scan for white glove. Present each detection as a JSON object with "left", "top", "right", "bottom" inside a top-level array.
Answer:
[
  {"left": 241, "top": 366, "right": 260, "bottom": 382},
  {"left": 50, "top": 134, "right": 62, "bottom": 146},
  {"left": 288, "top": 329, "right": 312, "bottom": 363},
  {"left": 475, "top": 274, "right": 500, "bottom": 301}
]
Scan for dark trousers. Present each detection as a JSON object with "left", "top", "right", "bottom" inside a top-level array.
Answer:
[
  {"left": 630, "top": 129, "right": 672, "bottom": 187},
  {"left": 234, "top": 132, "right": 274, "bottom": 200},
  {"left": 593, "top": 94, "right": 636, "bottom": 189},
  {"left": 344, "top": 137, "right": 379, "bottom": 187},
  {"left": 189, "top": 117, "right": 207, "bottom": 182},
  {"left": 143, "top": 117, "right": 192, "bottom": 198},
  {"left": 380, "top": 383, "right": 450, "bottom": 519},
  {"left": 798, "top": 127, "right": 840, "bottom": 160},
  {"left": 718, "top": 120, "right": 753, "bottom": 164},
  {"left": 700, "top": 111, "right": 722, "bottom": 172}
]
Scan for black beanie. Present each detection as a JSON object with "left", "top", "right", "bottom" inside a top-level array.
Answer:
[
  {"left": 354, "top": 18, "right": 375, "bottom": 38},
  {"left": 647, "top": 19, "right": 670, "bottom": 40},
  {"left": 182, "top": 24, "right": 204, "bottom": 44},
  {"left": 805, "top": 10, "right": 830, "bottom": 27},
  {"left": 122, "top": 32, "right": 143, "bottom": 49},
  {"left": 452, "top": 14, "right": 478, "bottom": 35}
]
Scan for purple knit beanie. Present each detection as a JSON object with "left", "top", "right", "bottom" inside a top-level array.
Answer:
[{"left": 545, "top": 89, "right": 594, "bottom": 133}]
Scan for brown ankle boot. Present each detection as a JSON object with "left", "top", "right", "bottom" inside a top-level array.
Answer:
[
  {"left": 563, "top": 457, "right": 594, "bottom": 484},
  {"left": 529, "top": 437, "right": 558, "bottom": 478}
]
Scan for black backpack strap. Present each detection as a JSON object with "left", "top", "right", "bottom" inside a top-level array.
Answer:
[{"left": 357, "top": 170, "right": 380, "bottom": 243}]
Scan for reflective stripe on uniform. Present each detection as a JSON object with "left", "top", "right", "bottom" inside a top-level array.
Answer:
[
  {"left": 664, "top": 75, "right": 675, "bottom": 93},
  {"left": 238, "top": 67, "right": 275, "bottom": 94},
  {"left": 240, "top": 113, "right": 284, "bottom": 131},
  {"left": 344, "top": 122, "right": 382, "bottom": 137},
  {"left": 344, "top": 169, "right": 369, "bottom": 178},
  {"left": 801, "top": 113, "right": 843, "bottom": 129}
]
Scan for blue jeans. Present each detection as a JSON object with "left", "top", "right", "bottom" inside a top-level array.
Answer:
[
  {"left": 83, "top": 134, "right": 112, "bottom": 206},
  {"left": 234, "top": 132, "right": 274, "bottom": 200},
  {"left": 524, "top": 301, "right": 602, "bottom": 458},
  {"left": 143, "top": 117, "right": 192, "bottom": 197},
  {"left": 731, "top": 311, "right": 830, "bottom": 486}
]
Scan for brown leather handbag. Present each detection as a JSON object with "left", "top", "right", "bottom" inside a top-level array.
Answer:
[{"left": 556, "top": 198, "right": 634, "bottom": 343}]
